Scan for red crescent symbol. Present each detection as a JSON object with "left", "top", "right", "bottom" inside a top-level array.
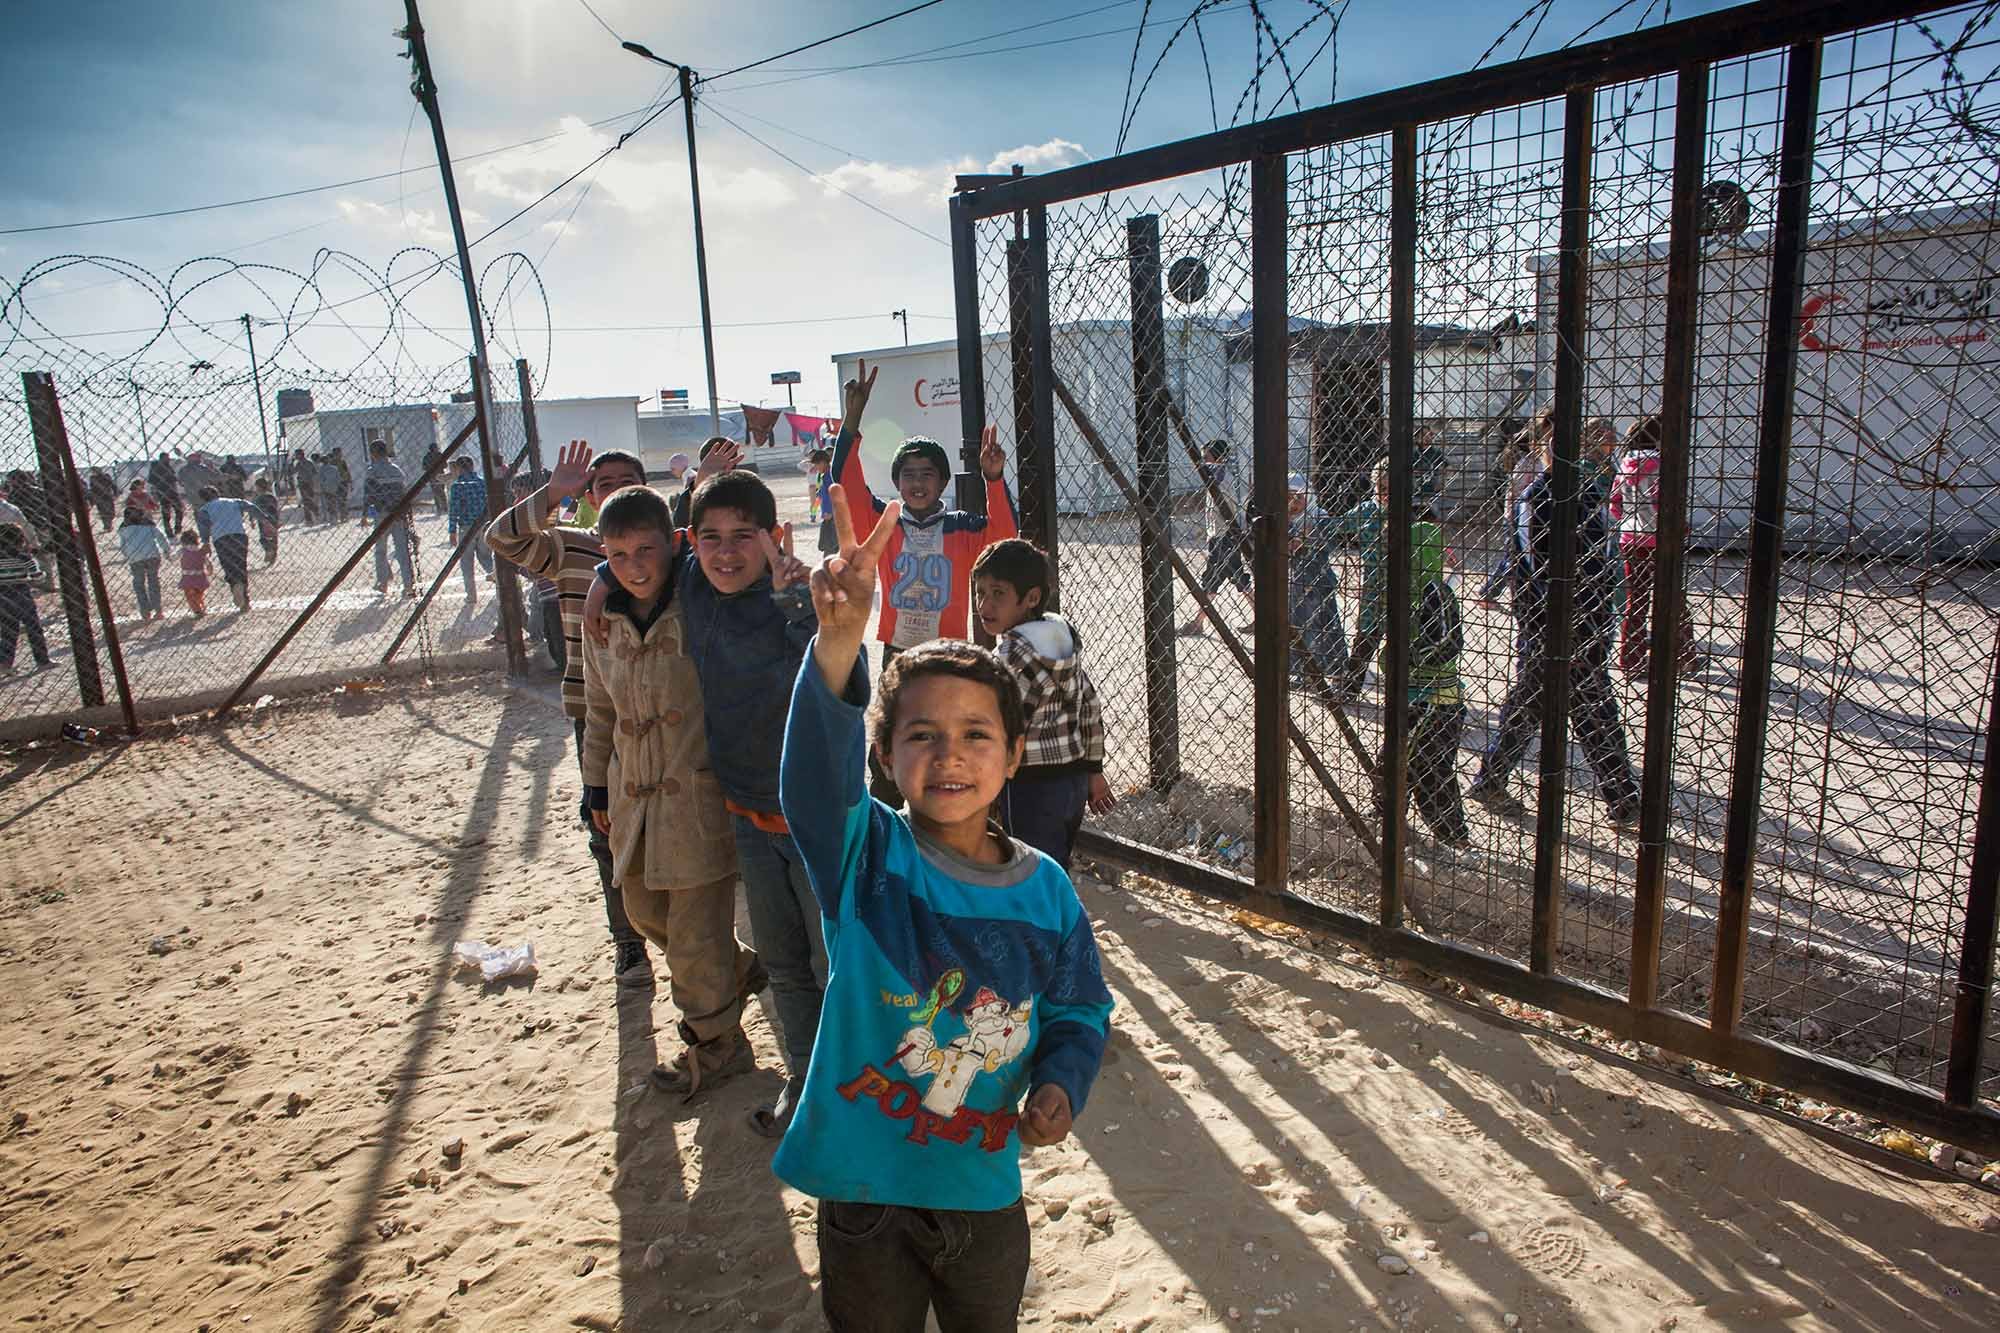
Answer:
[
  {"left": 1799, "top": 292, "right": 1842, "bottom": 352},
  {"left": 913, "top": 378, "right": 928, "bottom": 408}
]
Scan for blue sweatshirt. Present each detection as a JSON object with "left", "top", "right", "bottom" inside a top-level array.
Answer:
[{"left": 774, "top": 647, "right": 1113, "bottom": 1210}]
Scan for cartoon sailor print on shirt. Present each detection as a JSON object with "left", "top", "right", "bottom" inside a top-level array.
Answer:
[{"left": 898, "top": 984, "right": 1034, "bottom": 1117}]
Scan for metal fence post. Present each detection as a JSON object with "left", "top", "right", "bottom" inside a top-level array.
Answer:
[
  {"left": 1000, "top": 233, "right": 1064, "bottom": 600},
  {"left": 469, "top": 355, "right": 528, "bottom": 677},
  {"left": 1629, "top": 61, "right": 1711, "bottom": 1009},
  {"left": 1529, "top": 88, "right": 1596, "bottom": 975},
  {"left": 1128, "top": 214, "right": 1182, "bottom": 792},
  {"left": 515, "top": 358, "right": 545, "bottom": 484},
  {"left": 948, "top": 195, "right": 990, "bottom": 519},
  {"left": 22, "top": 371, "right": 104, "bottom": 708},
  {"left": 1712, "top": 39, "right": 1822, "bottom": 1032},
  {"left": 1948, "top": 624, "right": 2000, "bottom": 1105},
  {"left": 1381, "top": 124, "right": 1418, "bottom": 927},
  {"left": 1028, "top": 205, "right": 1059, "bottom": 604},
  {"left": 54, "top": 421, "right": 139, "bottom": 736},
  {"left": 1251, "top": 153, "right": 1292, "bottom": 892}
]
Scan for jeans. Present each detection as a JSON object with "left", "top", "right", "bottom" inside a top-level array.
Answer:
[
  {"left": 818, "top": 1197, "right": 1030, "bottom": 1333},
  {"left": 0, "top": 587, "right": 50, "bottom": 668},
  {"left": 998, "top": 770, "right": 1089, "bottom": 870},
  {"left": 731, "top": 817, "right": 827, "bottom": 1080},
  {"left": 1197, "top": 527, "right": 1251, "bottom": 597},
  {"left": 1617, "top": 543, "right": 1701, "bottom": 675},
  {"left": 213, "top": 533, "right": 250, "bottom": 589},
  {"left": 572, "top": 719, "right": 641, "bottom": 949},
  {"left": 373, "top": 522, "right": 414, "bottom": 590},
  {"left": 129, "top": 558, "right": 162, "bottom": 617},
  {"left": 540, "top": 598, "right": 566, "bottom": 673},
  {"left": 456, "top": 529, "right": 492, "bottom": 598},
  {"left": 1290, "top": 575, "right": 1348, "bottom": 695},
  {"left": 1477, "top": 592, "right": 1640, "bottom": 809},
  {"left": 1379, "top": 698, "right": 1470, "bottom": 844}
]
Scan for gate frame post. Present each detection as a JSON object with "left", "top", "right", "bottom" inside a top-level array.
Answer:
[
  {"left": 1712, "top": 39, "right": 1823, "bottom": 1032},
  {"left": 1250, "top": 153, "right": 1293, "bottom": 892},
  {"left": 1127, "top": 213, "right": 1182, "bottom": 793},
  {"left": 1008, "top": 220, "right": 1060, "bottom": 604},
  {"left": 1629, "top": 60, "right": 1712, "bottom": 1008},
  {"left": 1381, "top": 124, "right": 1418, "bottom": 927},
  {"left": 515, "top": 358, "right": 546, "bottom": 485}
]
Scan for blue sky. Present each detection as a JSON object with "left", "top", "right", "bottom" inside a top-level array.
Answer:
[{"left": 0, "top": 0, "right": 1741, "bottom": 411}]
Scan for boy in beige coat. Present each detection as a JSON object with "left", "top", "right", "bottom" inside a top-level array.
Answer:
[{"left": 581, "top": 484, "right": 759, "bottom": 1096}]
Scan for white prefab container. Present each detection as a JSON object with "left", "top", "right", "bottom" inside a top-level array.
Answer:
[
  {"left": 834, "top": 320, "right": 1235, "bottom": 515},
  {"left": 436, "top": 395, "right": 640, "bottom": 473},
  {"left": 1534, "top": 204, "right": 2000, "bottom": 555}
]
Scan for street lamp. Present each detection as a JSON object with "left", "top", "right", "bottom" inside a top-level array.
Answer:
[{"left": 623, "top": 40, "right": 722, "bottom": 439}]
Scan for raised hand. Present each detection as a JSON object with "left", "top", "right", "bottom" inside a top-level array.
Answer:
[
  {"left": 549, "top": 439, "right": 593, "bottom": 501},
  {"left": 810, "top": 484, "right": 899, "bottom": 692},
  {"left": 696, "top": 440, "right": 745, "bottom": 482},
  {"left": 841, "top": 359, "right": 881, "bottom": 436},
  {"left": 756, "top": 523, "right": 809, "bottom": 593},
  {"left": 978, "top": 423, "right": 1006, "bottom": 481}
]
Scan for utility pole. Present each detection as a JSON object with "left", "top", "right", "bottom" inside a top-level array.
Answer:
[
  {"left": 401, "top": 0, "right": 527, "bottom": 676},
  {"left": 624, "top": 42, "right": 722, "bottom": 439},
  {"left": 892, "top": 309, "right": 909, "bottom": 346},
  {"left": 241, "top": 314, "right": 273, "bottom": 473}
]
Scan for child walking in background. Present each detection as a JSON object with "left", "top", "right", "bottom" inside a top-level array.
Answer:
[
  {"left": 178, "top": 530, "right": 210, "bottom": 617},
  {"left": 1287, "top": 472, "right": 1351, "bottom": 706},
  {"left": 778, "top": 491, "right": 1113, "bottom": 1333},
  {"left": 253, "top": 477, "right": 282, "bottom": 567},
  {"left": 580, "top": 484, "right": 763, "bottom": 1098},
  {"left": 1608, "top": 413, "right": 1703, "bottom": 677},
  {"left": 972, "top": 538, "right": 1115, "bottom": 870},
  {"left": 1180, "top": 438, "right": 1253, "bottom": 637},
  {"left": 0, "top": 524, "right": 51, "bottom": 674},
  {"left": 1377, "top": 506, "right": 1473, "bottom": 849},
  {"left": 117, "top": 506, "right": 175, "bottom": 622}
]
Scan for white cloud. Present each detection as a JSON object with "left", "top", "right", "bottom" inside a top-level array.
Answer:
[
  {"left": 465, "top": 116, "right": 685, "bottom": 218},
  {"left": 336, "top": 197, "right": 451, "bottom": 246},
  {"left": 984, "top": 138, "right": 1090, "bottom": 173},
  {"left": 816, "top": 159, "right": 934, "bottom": 200}
]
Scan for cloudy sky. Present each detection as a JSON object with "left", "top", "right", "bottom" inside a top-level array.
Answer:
[{"left": 1, "top": 0, "right": 1738, "bottom": 414}]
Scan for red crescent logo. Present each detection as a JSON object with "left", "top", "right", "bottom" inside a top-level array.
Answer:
[
  {"left": 1799, "top": 292, "right": 1842, "bottom": 352},
  {"left": 913, "top": 378, "right": 928, "bottom": 408}
]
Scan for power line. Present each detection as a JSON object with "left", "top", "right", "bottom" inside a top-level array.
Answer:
[
  {"left": 43, "top": 311, "right": 957, "bottom": 342},
  {"left": 701, "top": 104, "right": 949, "bottom": 247},
  {"left": 573, "top": 0, "right": 622, "bottom": 42},
  {"left": 0, "top": 98, "right": 661, "bottom": 238},
  {"left": 702, "top": 0, "right": 951, "bottom": 82}
]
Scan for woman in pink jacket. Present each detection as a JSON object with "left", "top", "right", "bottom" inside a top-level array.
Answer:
[{"left": 1608, "top": 414, "right": 1703, "bottom": 676}]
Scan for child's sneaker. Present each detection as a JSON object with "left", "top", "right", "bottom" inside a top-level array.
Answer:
[{"left": 650, "top": 1029, "right": 753, "bottom": 1100}]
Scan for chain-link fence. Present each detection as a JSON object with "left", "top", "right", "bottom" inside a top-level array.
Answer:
[
  {"left": 0, "top": 257, "right": 553, "bottom": 736},
  {"left": 958, "top": 0, "right": 2000, "bottom": 1148}
]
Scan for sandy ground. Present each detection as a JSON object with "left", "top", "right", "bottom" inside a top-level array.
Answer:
[{"left": 2, "top": 674, "right": 1997, "bottom": 1332}]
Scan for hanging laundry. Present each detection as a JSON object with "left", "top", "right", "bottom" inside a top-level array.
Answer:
[
  {"left": 741, "top": 403, "right": 782, "bottom": 447},
  {"left": 785, "top": 412, "right": 829, "bottom": 447}
]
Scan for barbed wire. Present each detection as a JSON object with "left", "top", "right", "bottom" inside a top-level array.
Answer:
[{"left": 0, "top": 248, "right": 552, "bottom": 406}]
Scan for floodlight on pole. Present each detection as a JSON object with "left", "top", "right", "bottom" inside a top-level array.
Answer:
[{"left": 625, "top": 41, "right": 723, "bottom": 438}]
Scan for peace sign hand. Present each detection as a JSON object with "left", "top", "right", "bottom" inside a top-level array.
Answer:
[
  {"left": 756, "top": 522, "right": 809, "bottom": 593},
  {"left": 841, "top": 359, "right": 881, "bottom": 436},
  {"left": 810, "top": 483, "right": 900, "bottom": 694},
  {"left": 977, "top": 423, "right": 1006, "bottom": 482}
]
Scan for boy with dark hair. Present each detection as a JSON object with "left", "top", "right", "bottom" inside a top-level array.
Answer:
[
  {"left": 582, "top": 484, "right": 761, "bottom": 1096},
  {"left": 778, "top": 490, "right": 1112, "bottom": 1332},
  {"left": 971, "top": 538, "right": 1114, "bottom": 870},
  {"left": 446, "top": 456, "right": 492, "bottom": 605},
  {"left": 487, "top": 439, "right": 665, "bottom": 987},
  {"left": 830, "top": 361, "right": 1015, "bottom": 804},
  {"left": 195, "top": 484, "right": 262, "bottom": 612}
]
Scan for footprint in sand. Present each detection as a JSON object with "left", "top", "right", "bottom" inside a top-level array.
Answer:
[{"left": 1516, "top": 1222, "right": 1588, "bottom": 1279}]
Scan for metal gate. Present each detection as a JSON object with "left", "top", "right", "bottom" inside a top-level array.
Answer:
[{"left": 947, "top": 0, "right": 2000, "bottom": 1150}]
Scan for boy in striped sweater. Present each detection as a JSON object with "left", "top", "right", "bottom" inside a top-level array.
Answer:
[{"left": 0, "top": 524, "right": 50, "bottom": 674}]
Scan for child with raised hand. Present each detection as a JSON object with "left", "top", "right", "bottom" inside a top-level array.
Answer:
[
  {"left": 778, "top": 486, "right": 1113, "bottom": 1333},
  {"left": 829, "top": 361, "right": 1015, "bottom": 805},
  {"left": 594, "top": 468, "right": 829, "bottom": 1139},
  {"left": 580, "top": 484, "right": 761, "bottom": 1099},
  {"left": 971, "top": 538, "right": 1114, "bottom": 870}
]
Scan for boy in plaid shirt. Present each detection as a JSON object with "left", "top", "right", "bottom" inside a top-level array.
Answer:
[{"left": 971, "top": 539, "right": 1114, "bottom": 869}]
